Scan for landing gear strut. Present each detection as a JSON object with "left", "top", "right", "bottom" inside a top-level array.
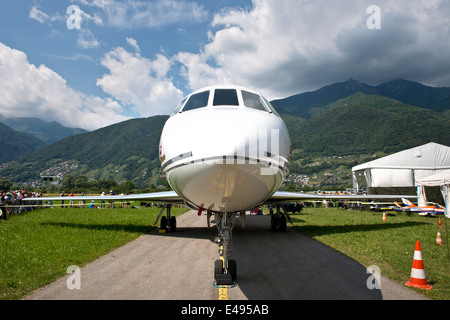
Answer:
[
  {"left": 154, "top": 204, "right": 177, "bottom": 232},
  {"left": 214, "top": 212, "right": 237, "bottom": 285}
]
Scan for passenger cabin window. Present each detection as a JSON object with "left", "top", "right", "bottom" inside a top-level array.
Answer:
[
  {"left": 213, "top": 89, "right": 239, "bottom": 106},
  {"left": 242, "top": 90, "right": 269, "bottom": 112},
  {"left": 182, "top": 91, "right": 210, "bottom": 112}
]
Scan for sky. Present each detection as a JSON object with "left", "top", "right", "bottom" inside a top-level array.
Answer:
[{"left": 0, "top": 0, "right": 449, "bottom": 131}]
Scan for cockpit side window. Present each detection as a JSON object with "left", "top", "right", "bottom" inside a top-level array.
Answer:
[
  {"left": 171, "top": 96, "right": 188, "bottom": 115},
  {"left": 262, "top": 96, "right": 280, "bottom": 117},
  {"left": 242, "top": 90, "right": 269, "bottom": 112},
  {"left": 182, "top": 91, "right": 210, "bottom": 112},
  {"left": 213, "top": 89, "right": 239, "bottom": 106}
]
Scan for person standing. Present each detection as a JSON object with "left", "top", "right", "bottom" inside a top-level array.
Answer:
[
  {"left": 0, "top": 192, "right": 6, "bottom": 220},
  {"left": 60, "top": 191, "right": 65, "bottom": 208}
]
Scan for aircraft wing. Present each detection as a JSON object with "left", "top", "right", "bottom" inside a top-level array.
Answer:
[
  {"left": 266, "top": 191, "right": 417, "bottom": 203},
  {"left": 23, "top": 189, "right": 416, "bottom": 209},
  {"left": 22, "top": 191, "right": 185, "bottom": 205}
]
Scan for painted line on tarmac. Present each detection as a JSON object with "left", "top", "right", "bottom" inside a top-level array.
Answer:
[{"left": 218, "top": 287, "right": 228, "bottom": 300}]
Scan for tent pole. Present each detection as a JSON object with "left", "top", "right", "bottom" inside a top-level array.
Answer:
[
  {"left": 416, "top": 185, "right": 419, "bottom": 205},
  {"left": 446, "top": 185, "right": 449, "bottom": 219}
]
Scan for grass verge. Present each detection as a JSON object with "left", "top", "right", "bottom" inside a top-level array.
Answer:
[{"left": 0, "top": 206, "right": 188, "bottom": 300}]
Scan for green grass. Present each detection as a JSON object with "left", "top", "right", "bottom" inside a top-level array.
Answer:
[
  {"left": 0, "top": 206, "right": 187, "bottom": 300},
  {"left": 1, "top": 205, "right": 448, "bottom": 300},
  {"left": 287, "top": 207, "right": 450, "bottom": 300}
]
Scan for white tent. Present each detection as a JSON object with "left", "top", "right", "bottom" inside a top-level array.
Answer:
[
  {"left": 352, "top": 142, "right": 450, "bottom": 191},
  {"left": 417, "top": 169, "right": 450, "bottom": 218}
]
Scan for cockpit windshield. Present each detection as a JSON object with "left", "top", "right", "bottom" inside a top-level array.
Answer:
[
  {"left": 242, "top": 90, "right": 269, "bottom": 112},
  {"left": 182, "top": 90, "right": 210, "bottom": 112},
  {"left": 173, "top": 86, "right": 281, "bottom": 117},
  {"left": 213, "top": 89, "right": 239, "bottom": 106}
]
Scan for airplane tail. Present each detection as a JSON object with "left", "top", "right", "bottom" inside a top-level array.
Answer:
[
  {"left": 394, "top": 201, "right": 401, "bottom": 207},
  {"left": 402, "top": 198, "right": 415, "bottom": 206}
]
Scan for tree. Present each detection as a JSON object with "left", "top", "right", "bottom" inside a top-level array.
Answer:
[
  {"left": 74, "top": 176, "right": 88, "bottom": 189},
  {"left": 61, "top": 175, "right": 75, "bottom": 190},
  {"left": 121, "top": 180, "right": 135, "bottom": 193},
  {"left": 0, "top": 178, "right": 12, "bottom": 191},
  {"left": 98, "top": 178, "right": 118, "bottom": 190}
]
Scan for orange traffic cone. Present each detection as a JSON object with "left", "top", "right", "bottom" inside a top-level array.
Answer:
[
  {"left": 405, "top": 241, "right": 433, "bottom": 290},
  {"left": 436, "top": 230, "right": 443, "bottom": 246},
  {"left": 438, "top": 216, "right": 443, "bottom": 228},
  {"left": 382, "top": 212, "right": 387, "bottom": 221}
]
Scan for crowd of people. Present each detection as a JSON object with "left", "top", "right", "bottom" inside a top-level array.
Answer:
[
  {"left": 0, "top": 189, "right": 136, "bottom": 220},
  {"left": 0, "top": 189, "right": 39, "bottom": 220},
  {"left": 57, "top": 191, "right": 133, "bottom": 209}
]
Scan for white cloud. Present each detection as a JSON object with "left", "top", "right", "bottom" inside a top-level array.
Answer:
[
  {"left": 31, "top": 3, "right": 102, "bottom": 26},
  {"left": 31, "top": 1, "right": 207, "bottom": 52},
  {"left": 80, "top": 8, "right": 104, "bottom": 26},
  {"left": 30, "top": 4, "right": 101, "bottom": 50},
  {"left": 126, "top": 37, "right": 140, "bottom": 53},
  {"left": 29, "top": 6, "right": 49, "bottom": 24},
  {"left": 175, "top": 0, "right": 450, "bottom": 99},
  {"left": 29, "top": 5, "right": 63, "bottom": 24},
  {"left": 97, "top": 42, "right": 184, "bottom": 116},
  {"left": 73, "top": 0, "right": 208, "bottom": 29},
  {"left": 77, "top": 29, "right": 100, "bottom": 49},
  {"left": 0, "top": 42, "right": 129, "bottom": 130}
]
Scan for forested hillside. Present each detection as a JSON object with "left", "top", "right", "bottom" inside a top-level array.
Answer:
[
  {"left": 0, "top": 123, "right": 44, "bottom": 163},
  {"left": 287, "top": 92, "right": 450, "bottom": 157},
  {"left": 1, "top": 116, "right": 168, "bottom": 187}
]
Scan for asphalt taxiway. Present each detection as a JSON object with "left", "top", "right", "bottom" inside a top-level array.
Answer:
[{"left": 25, "top": 210, "right": 427, "bottom": 300}]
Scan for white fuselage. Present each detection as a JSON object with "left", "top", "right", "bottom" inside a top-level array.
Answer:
[{"left": 159, "top": 85, "right": 291, "bottom": 213}]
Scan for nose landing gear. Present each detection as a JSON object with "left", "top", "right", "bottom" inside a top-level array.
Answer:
[{"left": 213, "top": 212, "right": 237, "bottom": 285}]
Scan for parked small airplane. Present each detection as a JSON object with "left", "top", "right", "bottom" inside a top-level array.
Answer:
[
  {"left": 394, "top": 198, "right": 444, "bottom": 216},
  {"left": 369, "top": 202, "right": 403, "bottom": 212},
  {"left": 23, "top": 85, "right": 415, "bottom": 285}
]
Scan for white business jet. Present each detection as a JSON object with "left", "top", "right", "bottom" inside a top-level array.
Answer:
[{"left": 23, "top": 85, "right": 415, "bottom": 285}]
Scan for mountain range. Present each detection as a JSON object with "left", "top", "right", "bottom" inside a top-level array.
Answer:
[
  {"left": 1, "top": 78, "right": 449, "bottom": 188},
  {"left": 0, "top": 115, "right": 87, "bottom": 163},
  {"left": 0, "top": 115, "right": 87, "bottom": 144},
  {"left": 271, "top": 78, "right": 450, "bottom": 118}
]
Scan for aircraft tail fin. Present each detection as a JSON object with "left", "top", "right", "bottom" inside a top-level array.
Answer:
[{"left": 402, "top": 198, "right": 415, "bottom": 206}]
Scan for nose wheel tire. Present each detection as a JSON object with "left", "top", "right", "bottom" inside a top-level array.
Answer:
[{"left": 214, "top": 259, "right": 237, "bottom": 285}]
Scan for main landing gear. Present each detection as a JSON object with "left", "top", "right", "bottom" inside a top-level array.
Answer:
[
  {"left": 155, "top": 204, "right": 177, "bottom": 232},
  {"left": 270, "top": 204, "right": 291, "bottom": 232},
  {"left": 213, "top": 211, "right": 239, "bottom": 285}
]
